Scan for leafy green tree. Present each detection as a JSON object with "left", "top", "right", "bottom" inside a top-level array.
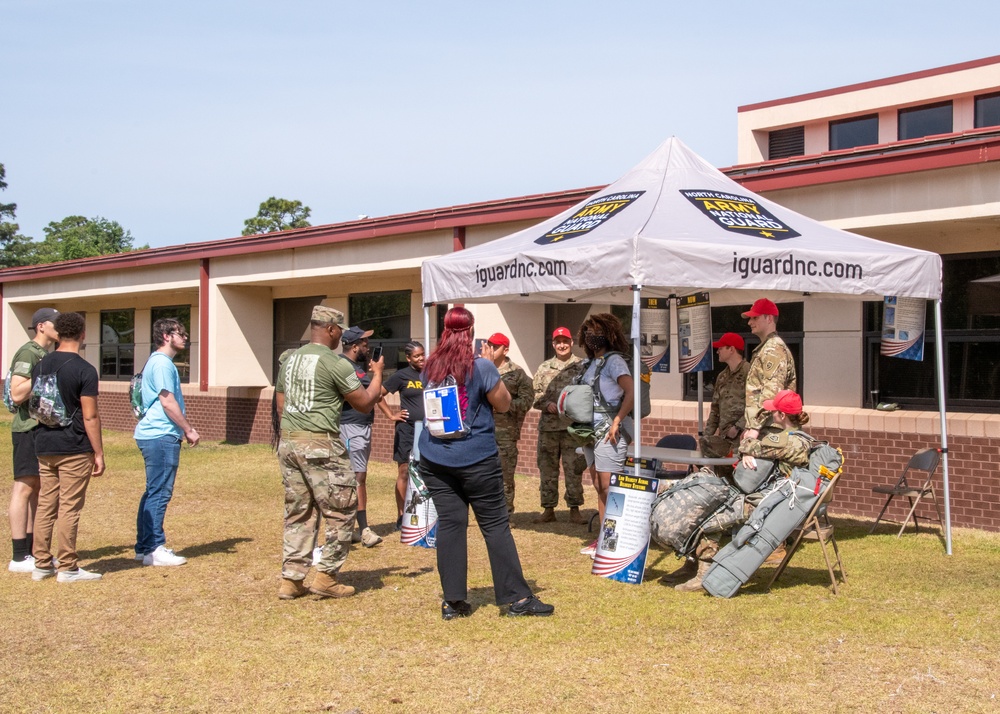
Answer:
[
  {"left": 0, "top": 163, "right": 37, "bottom": 268},
  {"left": 242, "top": 197, "right": 311, "bottom": 236},
  {"left": 34, "top": 215, "right": 144, "bottom": 263}
]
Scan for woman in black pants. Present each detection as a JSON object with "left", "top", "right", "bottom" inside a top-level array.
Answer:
[{"left": 418, "top": 307, "right": 553, "bottom": 620}]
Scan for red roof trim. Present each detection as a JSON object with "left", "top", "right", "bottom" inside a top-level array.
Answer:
[
  {"left": 739, "top": 55, "right": 1000, "bottom": 113},
  {"left": 0, "top": 187, "right": 600, "bottom": 283}
]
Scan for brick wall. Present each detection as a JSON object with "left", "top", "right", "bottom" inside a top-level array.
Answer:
[{"left": 97, "top": 388, "right": 1000, "bottom": 532}]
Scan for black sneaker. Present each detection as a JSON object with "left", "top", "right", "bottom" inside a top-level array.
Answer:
[
  {"left": 395, "top": 516, "right": 403, "bottom": 532},
  {"left": 441, "top": 600, "right": 472, "bottom": 620},
  {"left": 506, "top": 595, "right": 554, "bottom": 617}
]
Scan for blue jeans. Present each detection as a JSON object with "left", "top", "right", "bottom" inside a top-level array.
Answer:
[{"left": 135, "top": 435, "right": 182, "bottom": 555}]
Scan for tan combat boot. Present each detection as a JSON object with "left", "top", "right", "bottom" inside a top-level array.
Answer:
[
  {"left": 309, "top": 572, "right": 356, "bottom": 598},
  {"left": 659, "top": 558, "right": 697, "bottom": 585},
  {"left": 568, "top": 507, "right": 586, "bottom": 525},
  {"left": 533, "top": 507, "right": 556, "bottom": 524},
  {"left": 674, "top": 559, "right": 711, "bottom": 593},
  {"left": 277, "top": 578, "right": 308, "bottom": 600}
]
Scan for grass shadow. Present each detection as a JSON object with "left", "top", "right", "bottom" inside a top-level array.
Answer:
[
  {"left": 344, "top": 564, "right": 435, "bottom": 594},
  {"left": 177, "top": 536, "right": 254, "bottom": 559}
]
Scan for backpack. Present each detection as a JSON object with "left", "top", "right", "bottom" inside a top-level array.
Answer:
[
  {"left": 130, "top": 353, "right": 166, "bottom": 420},
  {"left": 3, "top": 368, "right": 18, "bottom": 414},
  {"left": 591, "top": 351, "right": 651, "bottom": 419},
  {"left": 28, "top": 361, "right": 74, "bottom": 428},
  {"left": 423, "top": 375, "right": 482, "bottom": 440}
]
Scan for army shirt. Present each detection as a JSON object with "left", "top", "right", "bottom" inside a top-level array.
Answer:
[
  {"left": 276, "top": 343, "right": 362, "bottom": 436},
  {"left": 495, "top": 358, "right": 533, "bottom": 441},
  {"left": 9, "top": 340, "right": 47, "bottom": 433},
  {"left": 744, "top": 332, "right": 797, "bottom": 430},
  {"left": 738, "top": 427, "right": 811, "bottom": 479},
  {"left": 705, "top": 359, "right": 750, "bottom": 438},
  {"left": 532, "top": 355, "right": 582, "bottom": 432}
]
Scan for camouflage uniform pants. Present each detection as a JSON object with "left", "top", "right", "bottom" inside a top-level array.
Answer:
[
  {"left": 536, "top": 430, "right": 586, "bottom": 508},
  {"left": 278, "top": 435, "right": 358, "bottom": 580},
  {"left": 497, "top": 439, "right": 519, "bottom": 513}
]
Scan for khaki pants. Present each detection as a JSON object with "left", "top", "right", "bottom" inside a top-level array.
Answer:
[{"left": 33, "top": 453, "right": 95, "bottom": 572}]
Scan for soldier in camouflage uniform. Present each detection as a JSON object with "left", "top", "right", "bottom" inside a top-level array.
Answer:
[
  {"left": 482, "top": 332, "right": 534, "bottom": 514},
  {"left": 674, "top": 389, "right": 811, "bottom": 593},
  {"left": 274, "top": 306, "right": 384, "bottom": 601},
  {"left": 531, "top": 327, "right": 587, "bottom": 524},
  {"left": 699, "top": 332, "right": 750, "bottom": 467},
  {"left": 740, "top": 298, "right": 797, "bottom": 443}
]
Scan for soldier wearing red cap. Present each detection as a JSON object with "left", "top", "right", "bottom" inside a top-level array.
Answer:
[
  {"left": 740, "top": 298, "right": 797, "bottom": 443},
  {"left": 482, "top": 332, "right": 533, "bottom": 514},
  {"left": 700, "top": 332, "right": 750, "bottom": 463},
  {"left": 531, "top": 327, "right": 587, "bottom": 524}
]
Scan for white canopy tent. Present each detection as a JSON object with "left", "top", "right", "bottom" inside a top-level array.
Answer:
[{"left": 421, "top": 137, "right": 952, "bottom": 552}]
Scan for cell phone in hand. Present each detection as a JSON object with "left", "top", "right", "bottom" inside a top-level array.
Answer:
[{"left": 371, "top": 346, "right": 383, "bottom": 362}]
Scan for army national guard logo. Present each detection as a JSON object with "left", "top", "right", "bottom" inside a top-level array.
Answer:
[
  {"left": 535, "top": 191, "right": 645, "bottom": 245},
  {"left": 681, "top": 189, "right": 801, "bottom": 240}
]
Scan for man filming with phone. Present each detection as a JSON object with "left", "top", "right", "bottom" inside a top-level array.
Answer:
[{"left": 340, "top": 326, "right": 383, "bottom": 548}]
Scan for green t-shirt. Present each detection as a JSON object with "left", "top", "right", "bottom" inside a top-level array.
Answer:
[
  {"left": 276, "top": 343, "right": 362, "bottom": 436},
  {"left": 9, "top": 340, "right": 47, "bottom": 433}
]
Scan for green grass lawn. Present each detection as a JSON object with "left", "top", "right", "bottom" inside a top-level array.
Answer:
[{"left": 1, "top": 419, "right": 998, "bottom": 713}]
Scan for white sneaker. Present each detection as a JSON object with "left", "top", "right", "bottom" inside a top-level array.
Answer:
[
  {"left": 56, "top": 567, "right": 102, "bottom": 583},
  {"left": 361, "top": 527, "right": 382, "bottom": 548},
  {"left": 8, "top": 555, "right": 35, "bottom": 573},
  {"left": 311, "top": 546, "right": 322, "bottom": 566},
  {"left": 32, "top": 567, "right": 55, "bottom": 581},
  {"left": 143, "top": 545, "right": 187, "bottom": 567},
  {"left": 135, "top": 552, "right": 146, "bottom": 561}
]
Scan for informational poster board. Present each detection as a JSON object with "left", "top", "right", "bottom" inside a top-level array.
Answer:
[
  {"left": 592, "top": 458, "right": 659, "bottom": 584},
  {"left": 400, "top": 422, "right": 438, "bottom": 548},
  {"left": 676, "top": 291, "right": 713, "bottom": 373},
  {"left": 880, "top": 296, "right": 926, "bottom": 362},
  {"left": 639, "top": 297, "right": 671, "bottom": 373}
]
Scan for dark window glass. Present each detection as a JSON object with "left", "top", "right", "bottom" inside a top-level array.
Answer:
[
  {"left": 100, "top": 309, "right": 135, "bottom": 380},
  {"left": 863, "top": 252, "right": 1000, "bottom": 411},
  {"left": 273, "top": 295, "right": 323, "bottom": 382},
  {"left": 974, "top": 92, "right": 1000, "bottom": 128},
  {"left": 348, "top": 290, "right": 411, "bottom": 372},
  {"left": 898, "top": 102, "right": 953, "bottom": 140},
  {"left": 829, "top": 115, "right": 879, "bottom": 150},
  {"left": 768, "top": 126, "right": 805, "bottom": 159},
  {"left": 150, "top": 305, "right": 191, "bottom": 383}
]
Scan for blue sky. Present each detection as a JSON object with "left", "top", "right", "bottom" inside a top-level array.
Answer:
[{"left": 3, "top": 0, "right": 999, "bottom": 249}]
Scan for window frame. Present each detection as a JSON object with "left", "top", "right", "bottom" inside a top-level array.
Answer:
[
  {"left": 829, "top": 114, "right": 879, "bottom": 151},
  {"left": 99, "top": 308, "right": 136, "bottom": 381},
  {"left": 898, "top": 101, "right": 953, "bottom": 141}
]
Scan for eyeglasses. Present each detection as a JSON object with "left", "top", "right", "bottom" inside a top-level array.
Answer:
[{"left": 171, "top": 331, "right": 189, "bottom": 339}]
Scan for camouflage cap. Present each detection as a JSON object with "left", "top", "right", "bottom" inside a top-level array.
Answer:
[{"left": 311, "top": 305, "right": 345, "bottom": 326}]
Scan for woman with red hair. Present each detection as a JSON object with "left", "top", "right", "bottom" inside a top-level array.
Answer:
[{"left": 418, "top": 307, "right": 554, "bottom": 619}]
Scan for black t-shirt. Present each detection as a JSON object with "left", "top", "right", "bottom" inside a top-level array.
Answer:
[
  {"left": 340, "top": 356, "right": 374, "bottom": 426},
  {"left": 31, "top": 352, "right": 100, "bottom": 456},
  {"left": 382, "top": 365, "right": 424, "bottom": 424}
]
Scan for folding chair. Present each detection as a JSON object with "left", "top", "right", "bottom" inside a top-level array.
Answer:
[
  {"left": 868, "top": 448, "right": 944, "bottom": 537},
  {"left": 768, "top": 470, "right": 846, "bottom": 595},
  {"left": 655, "top": 434, "right": 698, "bottom": 480}
]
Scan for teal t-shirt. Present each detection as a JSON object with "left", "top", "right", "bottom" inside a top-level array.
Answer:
[
  {"left": 276, "top": 343, "right": 362, "bottom": 436},
  {"left": 134, "top": 351, "right": 184, "bottom": 440},
  {"left": 9, "top": 340, "right": 47, "bottom": 433}
]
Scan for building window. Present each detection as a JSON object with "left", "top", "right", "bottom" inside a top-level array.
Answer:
[
  {"left": 768, "top": 126, "right": 805, "bottom": 160},
  {"left": 349, "top": 290, "right": 411, "bottom": 371},
  {"left": 863, "top": 252, "right": 1000, "bottom": 412},
  {"left": 100, "top": 309, "right": 135, "bottom": 380},
  {"left": 683, "top": 302, "right": 804, "bottom": 402},
  {"left": 829, "top": 115, "right": 879, "bottom": 151},
  {"left": 273, "top": 296, "right": 324, "bottom": 382},
  {"left": 898, "top": 102, "right": 953, "bottom": 140},
  {"left": 974, "top": 92, "right": 1000, "bottom": 129},
  {"left": 151, "top": 305, "right": 191, "bottom": 383}
]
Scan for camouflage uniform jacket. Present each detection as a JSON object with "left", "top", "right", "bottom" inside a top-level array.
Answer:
[
  {"left": 744, "top": 332, "right": 797, "bottom": 430},
  {"left": 495, "top": 358, "right": 533, "bottom": 442},
  {"left": 705, "top": 360, "right": 750, "bottom": 437},
  {"left": 532, "top": 355, "right": 582, "bottom": 432},
  {"left": 738, "top": 427, "right": 811, "bottom": 479}
]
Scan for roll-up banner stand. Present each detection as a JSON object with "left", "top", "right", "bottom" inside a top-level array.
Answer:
[{"left": 592, "top": 457, "right": 659, "bottom": 584}]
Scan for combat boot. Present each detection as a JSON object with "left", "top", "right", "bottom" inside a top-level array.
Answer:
[
  {"left": 278, "top": 578, "right": 308, "bottom": 600},
  {"left": 659, "top": 557, "right": 697, "bottom": 585},
  {"left": 309, "top": 572, "right": 356, "bottom": 598},
  {"left": 533, "top": 507, "right": 556, "bottom": 523},
  {"left": 674, "top": 559, "right": 711, "bottom": 593},
  {"left": 569, "top": 507, "right": 586, "bottom": 525}
]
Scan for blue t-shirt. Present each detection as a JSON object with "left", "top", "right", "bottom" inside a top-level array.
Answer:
[
  {"left": 581, "top": 353, "right": 629, "bottom": 425},
  {"left": 418, "top": 357, "right": 500, "bottom": 468},
  {"left": 134, "top": 352, "right": 184, "bottom": 440}
]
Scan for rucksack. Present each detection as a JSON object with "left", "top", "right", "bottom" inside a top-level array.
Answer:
[
  {"left": 129, "top": 372, "right": 146, "bottom": 419},
  {"left": 28, "top": 361, "right": 74, "bottom": 428},
  {"left": 591, "top": 351, "right": 652, "bottom": 419},
  {"left": 3, "top": 368, "right": 18, "bottom": 414},
  {"left": 423, "top": 374, "right": 482, "bottom": 440}
]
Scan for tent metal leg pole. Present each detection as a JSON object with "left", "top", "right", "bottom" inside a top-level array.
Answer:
[
  {"left": 697, "top": 371, "right": 704, "bottom": 437},
  {"left": 933, "top": 299, "right": 952, "bottom": 555},
  {"left": 632, "top": 285, "right": 642, "bottom": 460},
  {"left": 423, "top": 303, "right": 432, "bottom": 352}
]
